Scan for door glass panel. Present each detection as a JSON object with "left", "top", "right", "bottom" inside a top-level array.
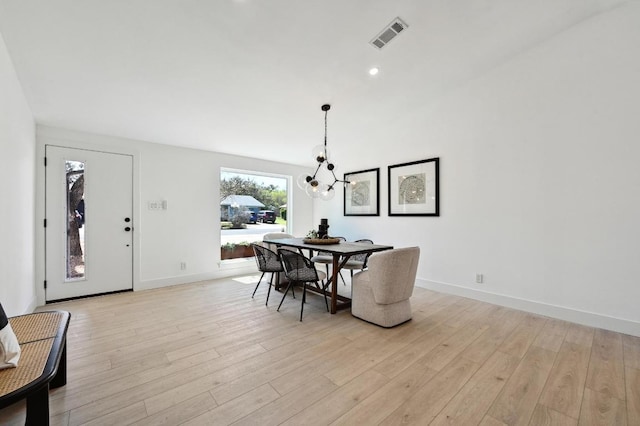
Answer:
[{"left": 66, "top": 160, "right": 85, "bottom": 280}]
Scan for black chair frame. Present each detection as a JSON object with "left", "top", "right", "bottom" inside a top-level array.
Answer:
[
  {"left": 277, "top": 248, "right": 328, "bottom": 321},
  {"left": 251, "top": 243, "right": 284, "bottom": 306}
]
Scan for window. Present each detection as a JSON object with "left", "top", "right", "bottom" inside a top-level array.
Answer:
[
  {"left": 66, "top": 160, "right": 85, "bottom": 280},
  {"left": 220, "top": 169, "right": 289, "bottom": 260}
]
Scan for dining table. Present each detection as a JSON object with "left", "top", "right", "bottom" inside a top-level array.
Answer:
[{"left": 262, "top": 237, "right": 393, "bottom": 313}]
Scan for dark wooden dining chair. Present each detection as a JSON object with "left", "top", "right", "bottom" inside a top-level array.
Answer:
[
  {"left": 277, "top": 248, "right": 328, "bottom": 321},
  {"left": 251, "top": 243, "right": 284, "bottom": 306}
]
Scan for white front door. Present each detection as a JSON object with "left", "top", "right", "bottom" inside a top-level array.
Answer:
[{"left": 45, "top": 145, "right": 133, "bottom": 301}]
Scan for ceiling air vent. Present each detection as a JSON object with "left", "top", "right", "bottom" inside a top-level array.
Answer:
[{"left": 370, "top": 17, "right": 408, "bottom": 49}]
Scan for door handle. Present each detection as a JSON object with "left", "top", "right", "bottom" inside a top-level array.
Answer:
[
  {"left": 124, "top": 217, "right": 131, "bottom": 222},
  {"left": 124, "top": 227, "right": 131, "bottom": 232}
]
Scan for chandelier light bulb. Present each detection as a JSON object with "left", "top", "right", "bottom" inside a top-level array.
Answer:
[
  {"left": 312, "top": 144, "right": 329, "bottom": 163},
  {"left": 319, "top": 184, "right": 335, "bottom": 201},
  {"left": 305, "top": 184, "right": 321, "bottom": 198}
]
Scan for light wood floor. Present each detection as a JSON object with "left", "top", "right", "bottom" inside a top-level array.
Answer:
[{"left": 2, "top": 274, "right": 639, "bottom": 425}]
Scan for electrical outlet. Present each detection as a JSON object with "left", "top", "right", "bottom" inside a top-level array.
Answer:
[
  {"left": 475, "top": 273, "right": 483, "bottom": 284},
  {"left": 180, "top": 262, "right": 187, "bottom": 270}
]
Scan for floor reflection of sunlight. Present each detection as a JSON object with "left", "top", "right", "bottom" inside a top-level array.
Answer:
[{"left": 233, "top": 275, "right": 261, "bottom": 284}]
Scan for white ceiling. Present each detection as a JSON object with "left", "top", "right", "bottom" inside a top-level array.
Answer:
[{"left": 0, "top": 0, "right": 625, "bottom": 166}]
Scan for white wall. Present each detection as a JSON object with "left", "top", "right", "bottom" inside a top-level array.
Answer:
[
  {"left": 4, "top": 2, "right": 638, "bottom": 337},
  {"left": 35, "top": 126, "right": 314, "bottom": 303},
  {"left": 0, "top": 32, "right": 36, "bottom": 316},
  {"left": 317, "top": 3, "right": 640, "bottom": 335}
]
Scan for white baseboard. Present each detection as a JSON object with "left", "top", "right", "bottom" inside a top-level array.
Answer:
[
  {"left": 136, "top": 261, "right": 258, "bottom": 291},
  {"left": 416, "top": 278, "right": 640, "bottom": 337}
]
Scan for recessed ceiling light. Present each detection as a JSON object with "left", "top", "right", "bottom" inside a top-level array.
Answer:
[{"left": 369, "top": 67, "right": 379, "bottom": 76}]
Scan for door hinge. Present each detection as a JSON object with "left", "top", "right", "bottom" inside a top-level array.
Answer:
[
  {"left": 44, "top": 219, "right": 47, "bottom": 228},
  {"left": 44, "top": 280, "right": 47, "bottom": 289},
  {"left": 44, "top": 157, "right": 47, "bottom": 166}
]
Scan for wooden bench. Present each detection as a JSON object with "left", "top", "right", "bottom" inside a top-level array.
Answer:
[{"left": 0, "top": 311, "right": 70, "bottom": 426}]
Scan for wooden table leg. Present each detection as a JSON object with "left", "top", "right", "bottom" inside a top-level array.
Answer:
[{"left": 331, "top": 255, "right": 339, "bottom": 313}]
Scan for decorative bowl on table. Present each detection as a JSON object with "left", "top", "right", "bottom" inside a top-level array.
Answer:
[{"left": 302, "top": 237, "right": 342, "bottom": 245}]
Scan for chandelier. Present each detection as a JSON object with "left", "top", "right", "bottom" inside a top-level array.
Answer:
[{"left": 297, "top": 104, "right": 350, "bottom": 200}]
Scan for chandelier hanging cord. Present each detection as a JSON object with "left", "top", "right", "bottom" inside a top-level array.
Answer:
[{"left": 323, "top": 104, "right": 329, "bottom": 150}]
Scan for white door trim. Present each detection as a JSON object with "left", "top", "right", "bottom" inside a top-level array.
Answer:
[
  {"left": 35, "top": 131, "right": 141, "bottom": 306},
  {"left": 45, "top": 145, "right": 134, "bottom": 301}
]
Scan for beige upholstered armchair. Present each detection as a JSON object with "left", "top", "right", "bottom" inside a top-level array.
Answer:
[
  {"left": 351, "top": 246, "right": 420, "bottom": 327},
  {"left": 262, "top": 232, "right": 294, "bottom": 245}
]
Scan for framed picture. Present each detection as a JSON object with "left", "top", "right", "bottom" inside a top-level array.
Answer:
[
  {"left": 388, "top": 157, "right": 439, "bottom": 216},
  {"left": 344, "top": 168, "right": 379, "bottom": 216}
]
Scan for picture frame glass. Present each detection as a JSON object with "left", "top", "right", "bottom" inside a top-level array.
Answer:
[
  {"left": 344, "top": 168, "right": 379, "bottom": 216},
  {"left": 388, "top": 158, "right": 439, "bottom": 216}
]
